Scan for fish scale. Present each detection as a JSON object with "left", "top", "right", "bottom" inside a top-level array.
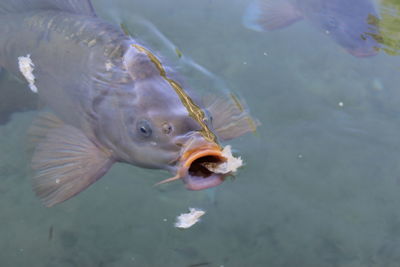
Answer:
[{"left": 0, "top": 0, "right": 257, "bottom": 207}]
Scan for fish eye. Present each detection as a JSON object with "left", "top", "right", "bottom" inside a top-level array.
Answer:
[
  {"left": 137, "top": 120, "right": 152, "bottom": 137},
  {"left": 162, "top": 122, "right": 173, "bottom": 135}
]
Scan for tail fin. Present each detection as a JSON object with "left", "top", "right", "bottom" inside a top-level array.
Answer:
[
  {"left": 0, "top": 0, "right": 96, "bottom": 16},
  {"left": 243, "top": 0, "right": 303, "bottom": 31}
]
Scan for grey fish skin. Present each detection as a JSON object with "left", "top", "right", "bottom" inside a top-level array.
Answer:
[
  {"left": 0, "top": 2, "right": 256, "bottom": 206},
  {"left": 0, "top": 10, "right": 191, "bottom": 167},
  {"left": 0, "top": 10, "right": 130, "bottom": 131}
]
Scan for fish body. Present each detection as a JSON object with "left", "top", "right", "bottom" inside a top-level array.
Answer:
[
  {"left": 0, "top": 0, "right": 256, "bottom": 206},
  {"left": 1, "top": 10, "right": 131, "bottom": 130},
  {"left": 243, "top": 0, "right": 381, "bottom": 57}
]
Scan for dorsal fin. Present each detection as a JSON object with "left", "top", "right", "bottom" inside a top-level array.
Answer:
[{"left": 0, "top": 0, "right": 96, "bottom": 16}]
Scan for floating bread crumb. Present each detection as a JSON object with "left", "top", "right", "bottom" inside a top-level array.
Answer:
[
  {"left": 18, "top": 54, "right": 38, "bottom": 93},
  {"left": 174, "top": 208, "right": 205, "bottom": 229},
  {"left": 203, "top": 145, "right": 243, "bottom": 174}
]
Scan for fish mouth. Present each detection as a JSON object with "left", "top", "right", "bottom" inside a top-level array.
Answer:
[
  {"left": 156, "top": 143, "right": 228, "bottom": 190},
  {"left": 182, "top": 148, "right": 227, "bottom": 190}
]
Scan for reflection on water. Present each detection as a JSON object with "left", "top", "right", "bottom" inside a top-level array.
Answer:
[{"left": 1, "top": 0, "right": 400, "bottom": 266}]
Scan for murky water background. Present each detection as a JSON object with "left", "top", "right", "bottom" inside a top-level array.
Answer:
[{"left": 2, "top": 0, "right": 400, "bottom": 266}]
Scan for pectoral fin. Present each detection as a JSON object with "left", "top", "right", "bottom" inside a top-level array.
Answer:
[
  {"left": 27, "top": 112, "right": 64, "bottom": 148},
  {"left": 31, "top": 124, "right": 114, "bottom": 207},
  {"left": 204, "top": 93, "right": 260, "bottom": 141}
]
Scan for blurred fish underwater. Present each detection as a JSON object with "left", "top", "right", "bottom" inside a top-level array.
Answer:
[
  {"left": 243, "top": 0, "right": 381, "bottom": 57},
  {"left": 0, "top": 0, "right": 257, "bottom": 207}
]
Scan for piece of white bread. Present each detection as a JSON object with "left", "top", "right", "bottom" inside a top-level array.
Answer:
[
  {"left": 203, "top": 145, "right": 243, "bottom": 174},
  {"left": 174, "top": 208, "right": 205, "bottom": 229}
]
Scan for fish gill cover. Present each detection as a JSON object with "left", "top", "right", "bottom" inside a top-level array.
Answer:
[{"left": 119, "top": 17, "right": 259, "bottom": 139}]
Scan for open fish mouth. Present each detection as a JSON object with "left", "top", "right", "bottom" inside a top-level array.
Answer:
[
  {"left": 156, "top": 144, "right": 230, "bottom": 190},
  {"left": 182, "top": 148, "right": 228, "bottom": 190}
]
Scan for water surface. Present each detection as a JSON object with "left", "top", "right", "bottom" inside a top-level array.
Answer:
[{"left": 1, "top": 0, "right": 400, "bottom": 266}]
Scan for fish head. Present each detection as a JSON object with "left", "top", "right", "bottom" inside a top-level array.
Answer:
[
  {"left": 315, "top": 1, "right": 380, "bottom": 57},
  {"left": 96, "top": 44, "right": 257, "bottom": 190},
  {"left": 113, "top": 76, "right": 230, "bottom": 190}
]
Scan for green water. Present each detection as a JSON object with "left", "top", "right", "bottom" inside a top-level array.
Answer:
[{"left": 2, "top": 0, "right": 400, "bottom": 266}]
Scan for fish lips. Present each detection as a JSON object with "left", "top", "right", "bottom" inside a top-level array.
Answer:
[
  {"left": 180, "top": 148, "right": 228, "bottom": 190},
  {"left": 157, "top": 143, "right": 229, "bottom": 190}
]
